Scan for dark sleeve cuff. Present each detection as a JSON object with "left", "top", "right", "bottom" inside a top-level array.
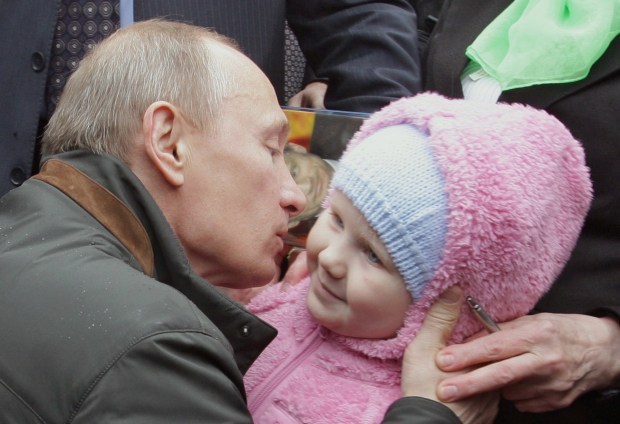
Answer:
[{"left": 383, "top": 397, "right": 462, "bottom": 424}]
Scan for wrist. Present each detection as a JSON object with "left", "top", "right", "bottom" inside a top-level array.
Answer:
[{"left": 600, "top": 316, "right": 620, "bottom": 389}]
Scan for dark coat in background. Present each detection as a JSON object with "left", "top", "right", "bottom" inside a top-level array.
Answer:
[
  {"left": 0, "top": 0, "right": 421, "bottom": 196},
  {"left": 419, "top": 1, "right": 620, "bottom": 422}
]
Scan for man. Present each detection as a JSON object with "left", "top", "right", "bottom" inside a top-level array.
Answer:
[{"left": 0, "top": 20, "right": 486, "bottom": 423}]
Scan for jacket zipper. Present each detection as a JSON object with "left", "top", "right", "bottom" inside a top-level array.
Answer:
[{"left": 248, "top": 327, "right": 324, "bottom": 414}]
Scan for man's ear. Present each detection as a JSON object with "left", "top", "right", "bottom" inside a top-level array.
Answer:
[{"left": 141, "top": 101, "right": 190, "bottom": 187}]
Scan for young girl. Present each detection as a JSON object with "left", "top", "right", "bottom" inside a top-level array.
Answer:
[{"left": 244, "top": 93, "right": 592, "bottom": 423}]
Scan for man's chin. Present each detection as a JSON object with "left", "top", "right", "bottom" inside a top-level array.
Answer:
[
  {"left": 246, "top": 261, "right": 281, "bottom": 288},
  {"left": 216, "top": 284, "right": 271, "bottom": 305},
  {"left": 222, "top": 268, "right": 279, "bottom": 304}
]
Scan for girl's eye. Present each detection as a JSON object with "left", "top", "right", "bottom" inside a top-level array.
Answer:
[
  {"left": 333, "top": 213, "right": 344, "bottom": 229},
  {"left": 365, "top": 248, "right": 382, "bottom": 266}
]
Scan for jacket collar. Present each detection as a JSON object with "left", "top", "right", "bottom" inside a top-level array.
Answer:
[{"left": 36, "top": 151, "right": 276, "bottom": 373}]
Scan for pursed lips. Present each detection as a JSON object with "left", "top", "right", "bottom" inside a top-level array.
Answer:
[{"left": 276, "top": 222, "right": 290, "bottom": 242}]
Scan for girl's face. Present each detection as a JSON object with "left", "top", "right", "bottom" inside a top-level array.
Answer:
[{"left": 306, "top": 190, "right": 412, "bottom": 338}]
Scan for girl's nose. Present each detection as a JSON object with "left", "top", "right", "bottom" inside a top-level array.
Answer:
[{"left": 317, "top": 241, "right": 346, "bottom": 280}]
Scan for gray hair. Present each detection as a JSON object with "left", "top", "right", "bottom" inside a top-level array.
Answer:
[{"left": 42, "top": 19, "right": 240, "bottom": 160}]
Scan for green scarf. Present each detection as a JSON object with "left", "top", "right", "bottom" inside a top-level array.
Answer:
[{"left": 466, "top": 0, "right": 620, "bottom": 90}]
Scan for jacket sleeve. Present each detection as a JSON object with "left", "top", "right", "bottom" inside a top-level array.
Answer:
[
  {"left": 382, "top": 397, "right": 462, "bottom": 424},
  {"left": 72, "top": 331, "right": 253, "bottom": 423},
  {"left": 286, "top": 0, "right": 422, "bottom": 113}
]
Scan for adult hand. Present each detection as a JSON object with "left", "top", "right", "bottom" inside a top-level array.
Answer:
[
  {"left": 288, "top": 81, "right": 328, "bottom": 109},
  {"left": 280, "top": 250, "right": 308, "bottom": 289},
  {"left": 436, "top": 313, "right": 620, "bottom": 413},
  {"left": 402, "top": 286, "right": 499, "bottom": 424}
]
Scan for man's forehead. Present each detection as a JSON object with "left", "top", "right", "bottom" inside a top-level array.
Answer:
[
  {"left": 252, "top": 102, "right": 289, "bottom": 139},
  {"left": 210, "top": 48, "right": 287, "bottom": 138}
]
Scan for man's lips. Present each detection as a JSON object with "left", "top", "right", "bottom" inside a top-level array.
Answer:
[
  {"left": 276, "top": 225, "right": 290, "bottom": 244},
  {"left": 276, "top": 224, "right": 289, "bottom": 239},
  {"left": 275, "top": 224, "right": 295, "bottom": 258}
]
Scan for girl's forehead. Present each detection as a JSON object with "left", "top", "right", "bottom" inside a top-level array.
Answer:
[{"left": 332, "top": 192, "right": 391, "bottom": 257}]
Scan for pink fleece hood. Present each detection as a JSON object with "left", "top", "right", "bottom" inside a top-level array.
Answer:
[{"left": 329, "top": 93, "right": 592, "bottom": 360}]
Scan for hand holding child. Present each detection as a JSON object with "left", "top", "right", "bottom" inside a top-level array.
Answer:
[
  {"left": 402, "top": 286, "right": 499, "bottom": 424},
  {"left": 435, "top": 312, "right": 620, "bottom": 412},
  {"left": 280, "top": 249, "right": 309, "bottom": 288}
]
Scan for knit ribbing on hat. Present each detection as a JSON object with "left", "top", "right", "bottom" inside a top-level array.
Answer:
[{"left": 331, "top": 124, "right": 448, "bottom": 299}]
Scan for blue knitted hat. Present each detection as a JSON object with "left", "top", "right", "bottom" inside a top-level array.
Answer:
[{"left": 330, "top": 124, "right": 448, "bottom": 299}]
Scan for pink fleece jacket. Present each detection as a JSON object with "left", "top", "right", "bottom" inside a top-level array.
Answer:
[{"left": 244, "top": 93, "right": 593, "bottom": 423}]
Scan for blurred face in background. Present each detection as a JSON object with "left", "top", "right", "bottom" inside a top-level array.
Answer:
[{"left": 284, "top": 143, "right": 335, "bottom": 227}]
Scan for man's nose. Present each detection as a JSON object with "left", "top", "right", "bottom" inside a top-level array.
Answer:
[{"left": 281, "top": 165, "right": 306, "bottom": 217}]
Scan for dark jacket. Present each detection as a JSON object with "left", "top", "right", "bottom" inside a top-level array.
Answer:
[
  {"left": 0, "top": 151, "right": 460, "bottom": 423},
  {"left": 0, "top": 0, "right": 421, "bottom": 196},
  {"left": 286, "top": 0, "right": 422, "bottom": 113},
  {"left": 0, "top": 0, "right": 291, "bottom": 196},
  {"left": 420, "top": 1, "right": 620, "bottom": 422}
]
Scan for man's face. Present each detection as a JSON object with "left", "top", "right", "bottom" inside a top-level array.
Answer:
[
  {"left": 305, "top": 190, "right": 412, "bottom": 338},
  {"left": 177, "top": 56, "right": 305, "bottom": 289}
]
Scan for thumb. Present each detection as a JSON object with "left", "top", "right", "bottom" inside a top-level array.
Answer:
[
  {"left": 280, "top": 250, "right": 308, "bottom": 288},
  {"left": 417, "top": 286, "right": 464, "bottom": 349},
  {"left": 401, "top": 286, "right": 464, "bottom": 398},
  {"left": 403, "top": 286, "right": 464, "bottom": 361}
]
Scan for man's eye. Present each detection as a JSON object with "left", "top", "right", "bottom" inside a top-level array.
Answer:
[{"left": 267, "top": 144, "right": 281, "bottom": 158}]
